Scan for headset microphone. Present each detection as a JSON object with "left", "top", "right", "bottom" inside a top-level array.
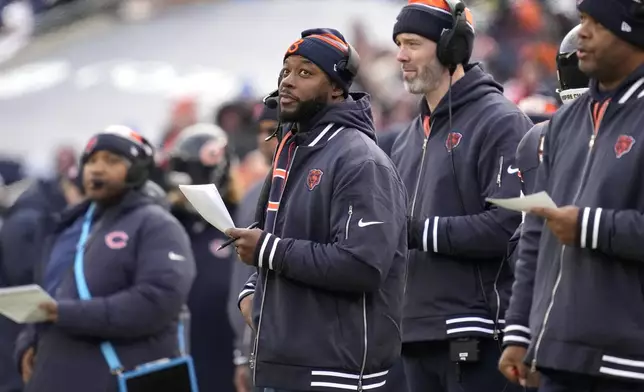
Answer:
[
  {"left": 263, "top": 89, "right": 279, "bottom": 110},
  {"left": 265, "top": 97, "right": 278, "bottom": 110},
  {"left": 263, "top": 89, "right": 281, "bottom": 141}
]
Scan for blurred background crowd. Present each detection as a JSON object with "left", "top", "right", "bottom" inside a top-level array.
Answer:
[{"left": 0, "top": 0, "right": 579, "bottom": 215}]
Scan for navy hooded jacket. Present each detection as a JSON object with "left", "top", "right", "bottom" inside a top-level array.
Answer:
[
  {"left": 14, "top": 190, "right": 195, "bottom": 392},
  {"left": 505, "top": 65, "right": 644, "bottom": 382},
  {"left": 238, "top": 93, "right": 408, "bottom": 392},
  {"left": 391, "top": 64, "right": 533, "bottom": 343}
]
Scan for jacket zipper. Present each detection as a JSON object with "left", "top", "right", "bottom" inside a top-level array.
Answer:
[
  {"left": 531, "top": 105, "right": 601, "bottom": 372},
  {"left": 346, "top": 202, "right": 367, "bottom": 391},
  {"left": 409, "top": 137, "right": 429, "bottom": 216},
  {"left": 496, "top": 155, "right": 504, "bottom": 187},
  {"left": 344, "top": 204, "right": 368, "bottom": 392},
  {"left": 492, "top": 263, "right": 503, "bottom": 340},
  {"left": 252, "top": 148, "right": 299, "bottom": 384},
  {"left": 491, "top": 155, "right": 505, "bottom": 338},
  {"left": 358, "top": 293, "right": 367, "bottom": 392},
  {"left": 404, "top": 136, "right": 429, "bottom": 297},
  {"left": 345, "top": 205, "right": 353, "bottom": 240}
]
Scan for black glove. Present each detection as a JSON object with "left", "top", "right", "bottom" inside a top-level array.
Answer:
[{"left": 407, "top": 216, "right": 425, "bottom": 251}]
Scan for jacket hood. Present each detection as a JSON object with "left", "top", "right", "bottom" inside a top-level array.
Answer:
[
  {"left": 295, "top": 92, "right": 376, "bottom": 143},
  {"left": 421, "top": 63, "right": 504, "bottom": 117}
]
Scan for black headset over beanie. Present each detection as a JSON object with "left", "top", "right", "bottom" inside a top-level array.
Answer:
[
  {"left": 393, "top": 0, "right": 475, "bottom": 73},
  {"left": 81, "top": 125, "right": 155, "bottom": 189}
]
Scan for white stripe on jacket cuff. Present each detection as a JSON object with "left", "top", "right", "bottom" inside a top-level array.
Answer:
[
  {"left": 256, "top": 233, "right": 281, "bottom": 270},
  {"left": 422, "top": 217, "right": 440, "bottom": 253},
  {"left": 502, "top": 324, "right": 531, "bottom": 347},
  {"left": 579, "top": 207, "right": 602, "bottom": 249},
  {"left": 237, "top": 286, "right": 255, "bottom": 310}
]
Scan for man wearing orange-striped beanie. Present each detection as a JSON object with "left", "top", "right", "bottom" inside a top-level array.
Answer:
[{"left": 391, "top": 1, "right": 533, "bottom": 392}]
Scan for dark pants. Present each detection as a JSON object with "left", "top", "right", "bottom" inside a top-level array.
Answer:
[
  {"left": 402, "top": 338, "right": 525, "bottom": 392},
  {"left": 540, "top": 369, "right": 644, "bottom": 392}
]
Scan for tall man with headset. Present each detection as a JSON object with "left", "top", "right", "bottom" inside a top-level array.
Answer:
[
  {"left": 391, "top": 1, "right": 533, "bottom": 391},
  {"left": 228, "top": 28, "right": 408, "bottom": 392}
]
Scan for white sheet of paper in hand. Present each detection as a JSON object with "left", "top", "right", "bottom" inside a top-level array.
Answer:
[
  {"left": 179, "top": 184, "right": 235, "bottom": 232},
  {"left": 486, "top": 191, "right": 558, "bottom": 213},
  {"left": 0, "top": 284, "right": 56, "bottom": 323}
]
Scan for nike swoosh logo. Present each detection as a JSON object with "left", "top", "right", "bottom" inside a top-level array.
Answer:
[
  {"left": 358, "top": 218, "right": 384, "bottom": 228},
  {"left": 168, "top": 251, "right": 186, "bottom": 261},
  {"left": 507, "top": 166, "right": 519, "bottom": 174}
]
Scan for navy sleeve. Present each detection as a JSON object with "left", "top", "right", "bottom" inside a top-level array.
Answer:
[
  {"left": 55, "top": 213, "right": 196, "bottom": 339},
  {"left": 506, "top": 224, "right": 522, "bottom": 274},
  {"left": 0, "top": 209, "right": 41, "bottom": 286},
  {"left": 237, "top": 272, "right": 257, "bottom": 310},
  {"left": 503, "top": 122, "right": 551, "bottom": 348},
  {"left": 577, "top": 208, "right": 644, "bottom": 261},
  {"left": 14, "top": 325, "right": 37, "bottom": 374},
  {"left": 430, "top": 112, "right": 530, "bottom": 258},
  {"left": 252, "top": 160, "right": 408, "bottom": 293}
]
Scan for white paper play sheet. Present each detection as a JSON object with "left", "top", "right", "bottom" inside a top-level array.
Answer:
[
  {"left": 179, "top": 184, "right": 236, "bottom": 232},
  {"left": 487, "top": 191, "right": 558, "bottom": 213},
  {"left": 0, "top": 284, "right": 56, "bottom": 323}
]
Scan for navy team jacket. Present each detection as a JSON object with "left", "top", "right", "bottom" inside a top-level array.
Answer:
[
  {"left": 504, "top": 65, "right": 644, "bottom": 382},
  {"left": 14, "top": 190, "right": 195, "bottom": 392},
  {"left": 239, "top": 93, "right": 408, "bottom": 391},
  {"left": 391, "top": 64, "right": 533, "bottom": 343}
]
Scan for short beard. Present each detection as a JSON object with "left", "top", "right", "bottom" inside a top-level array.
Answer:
[
  {"left": 403, "top": 59, "right": 444, "bottom": 95},
  {"left": 279, "top": 94, "right": 327, "bottom": 123}
]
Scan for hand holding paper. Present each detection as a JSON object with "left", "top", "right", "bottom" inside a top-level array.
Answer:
[
  {"left": 0, "top": 284, "right": 57, "bottom": 323},
  {"left": 486, "top": 191, "right": 557, "bottom": 213},
  {"left": 179, "top": 184, "right": 235, "bottom": 233}
]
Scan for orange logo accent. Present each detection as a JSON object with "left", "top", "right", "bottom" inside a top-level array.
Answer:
[{"left": 287, "top": 39, "right": 304, "bottom": 54}]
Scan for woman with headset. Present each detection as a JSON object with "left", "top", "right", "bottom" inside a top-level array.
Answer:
[{"left": 15, "top": 125, "right": 196, "bottom": 392}]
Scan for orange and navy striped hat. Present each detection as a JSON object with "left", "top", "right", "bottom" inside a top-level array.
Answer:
[
  {"left": 284, "top": 28, "right": 356, "bottom": 95},
  {"left": 393, "top": 0, "right": 475, "bottom": 45}
]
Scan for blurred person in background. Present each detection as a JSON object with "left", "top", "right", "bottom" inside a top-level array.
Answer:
[
  {"left": 227, "top": 102, "right": 278, "bottom": 392},
  {"left": 499, "top": 1, "right": 644, "bottom": 387},
  {"left": 517, "top": 94, "right": 559, "bottom": 124},
  {"left": 214, "top": 99, "right": 267, "bottom": 198},
  {"left": 391, "top": 0, "right": 532, "bottom": 391},
  {"left": 151, "top": 96, "right": 199, "bottom": 189},
  {"left": 0, "top": 145, "right": 81, "bottom": 289},
  {"left": 15, "top": 125, "right": 195, "bottom": 392},
  {"left": 0, "top": 146, "right": 81, "bottom": 392},
  {"left": 0, "top": 158, "right": 26, "bottom": 221},
  {"left": 166, "top": 122, "right": 239, "bottom": 392}
]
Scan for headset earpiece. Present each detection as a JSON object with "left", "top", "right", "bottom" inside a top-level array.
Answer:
[
  {"left": 436, "top": 0, "right": 473, "bottom": 75},
  {"left": 127, "top": 135, "right": 154, "bottom": 189},
  {"left": 335, "top": 43, "right": 360, "bottom": 78}
]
